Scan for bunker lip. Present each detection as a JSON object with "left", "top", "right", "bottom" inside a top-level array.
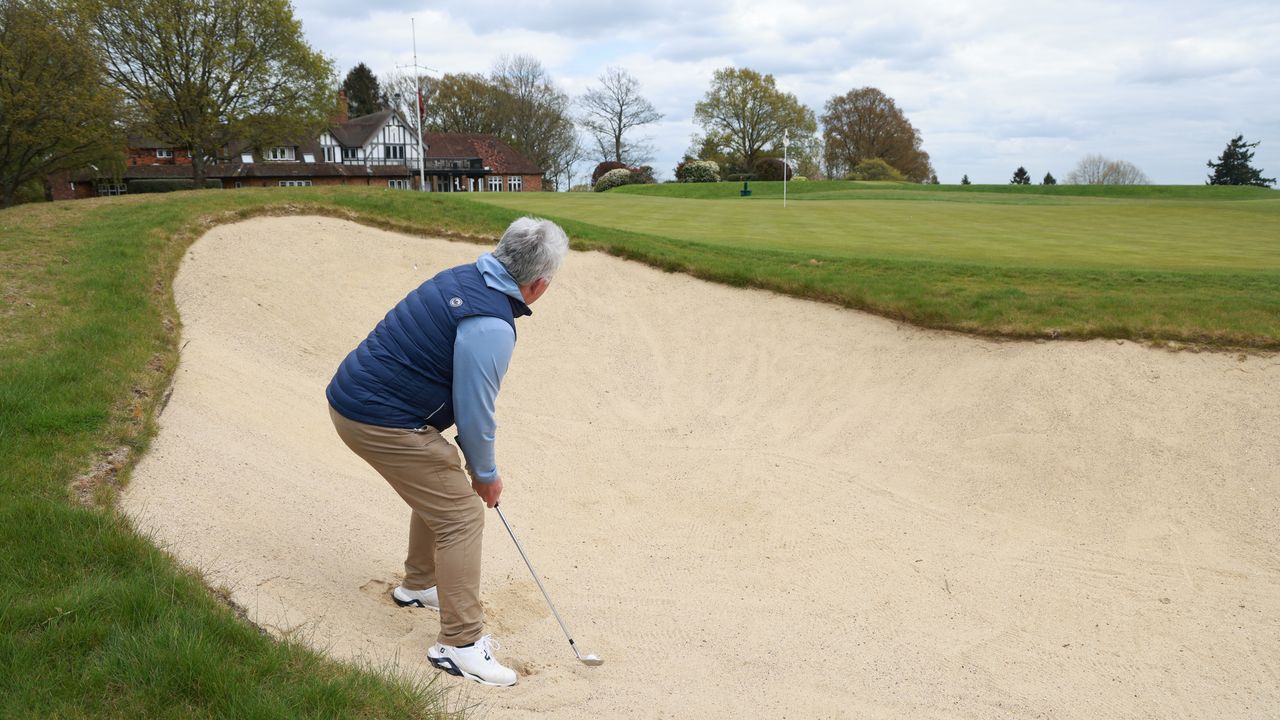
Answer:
[{"left": 125, "top": 216, "right": 1280, "bottom": 719}]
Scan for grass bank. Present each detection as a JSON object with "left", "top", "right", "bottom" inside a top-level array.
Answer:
[
  {"left": 0, "top": 190, "right": 515, "bottom": 719},
  {"left": 0, "top": 184, "right": 1275, "bottom": 714}
]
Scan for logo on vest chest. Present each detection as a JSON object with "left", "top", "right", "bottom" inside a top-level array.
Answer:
[{"left": 448, "top": 297, "right": 464, "bottom": 308}]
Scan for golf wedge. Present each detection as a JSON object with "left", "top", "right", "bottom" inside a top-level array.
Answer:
[{"left": 495, "top": 504, "right": 603, "bottom": 666}]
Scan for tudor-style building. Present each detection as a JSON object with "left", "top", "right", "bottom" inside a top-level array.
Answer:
[{"left": 51, "top": 97, "right": 545, "bottom": 200}]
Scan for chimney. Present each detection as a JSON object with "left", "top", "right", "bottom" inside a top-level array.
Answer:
[{"left": 335, "top": 89, "right": 349, "bottom": 123}]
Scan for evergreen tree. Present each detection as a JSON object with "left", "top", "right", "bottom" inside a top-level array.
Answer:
[
  {"left": 960, "top": 174, "right": 971, "bottom": 185},
  {"left": 342, "top": 63, "right": 384, "bottom": 117},
  {"left": 1043, "top": 172, "right": 1057, "bottom": 185},
  {"left": 1206, "top": 135, "right": 1275, "bottom": 187},
  {"left": 929, "top": 173, "right": 939, "bottom": 184},
  {"left": 1010, "top": 166, "right": 1031, "bottom": 185}
]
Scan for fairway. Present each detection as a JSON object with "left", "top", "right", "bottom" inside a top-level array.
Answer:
[{"left": 466, "top": 184, "right": 1280, "bottom": 273}]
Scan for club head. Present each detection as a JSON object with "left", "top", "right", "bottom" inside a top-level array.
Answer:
[{"left": 580, "top": 654, "right": 604, "bottom": 666}]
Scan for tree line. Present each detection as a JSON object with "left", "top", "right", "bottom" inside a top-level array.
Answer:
[{"left": 1, "top": 0, "right": 1275, "bottom": 206}]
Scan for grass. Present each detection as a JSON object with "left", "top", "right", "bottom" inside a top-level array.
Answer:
[
  {"left": 0, "top": 190, "right": 502, "bottom": 719},
  {"left": 0, "top": 182, "right": 1276, "bottom": 715},
  {"left": 465, "top": 181, "right": 1280, "bottom": 346}
]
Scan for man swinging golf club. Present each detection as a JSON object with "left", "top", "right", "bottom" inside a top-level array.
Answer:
[{"left": 327, "top": 216, "right": 569, "bottom": 687}]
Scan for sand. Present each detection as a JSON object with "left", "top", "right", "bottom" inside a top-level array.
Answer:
[{"left": 124, "top": 216, "right": 1280, "bottom": 719}]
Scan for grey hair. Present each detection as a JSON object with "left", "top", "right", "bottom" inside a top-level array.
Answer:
[{"left": 493, "top": 216, "right": 569, "bottom": 285}]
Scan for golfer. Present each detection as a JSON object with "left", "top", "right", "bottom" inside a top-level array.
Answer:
[{"left": 327, "top": 217, "right": 568, "bottom": 687}]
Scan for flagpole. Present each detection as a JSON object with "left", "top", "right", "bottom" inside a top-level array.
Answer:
[{"left": 411, "top": 18, "right": 426, "bottom": 191}]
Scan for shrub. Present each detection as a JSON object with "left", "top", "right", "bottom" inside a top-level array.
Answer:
[
  {"left": 675, "top": 159, "right": 720, "bottom": 183},
  {"left": 569, "top": 184, "right": 592, "bottom": 192},
  {"left": 593, "top": 168, "right": 633, "bottom": 192},
  {"left": 630, "top": 165, "right": 656, "bottom": 184},
  {"left": 791, "top": 176, "right": 807, "bottom": 182},
  {"left": 129, "top": 179, "right": 222, "bottom": 193},
  {"left": 753, "top": 157, "right": 793, "bottom": 181},
  {"left": 847, "top": 158, "right": 905, "bottom": 182},
  {"left": 591, "top": 161, "right": 627, "bottom": 184}
]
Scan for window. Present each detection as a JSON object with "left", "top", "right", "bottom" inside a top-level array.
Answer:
[
  {"left": 156, "top": 148, "right": 173, "bottom": 159},
  {"left": 302, "top": 153, "right": 315, "bottom": 163},
  {"left": 388, "top": 179, "right": 409, "bottom": 190},
  {"left": 97, "top": 183, "right": 127, "bottom": 196},
  {"left": 507, "top": 175, "right": 522, "bottom": 192},
  {"left": 240, "top": 152, "right": 254, "bottom": 163},
  {"left": 234, "top": 181, "right": 242, "bottom": 188},
  {"left": 488, "top": 175, "right": 503, "bottom": 192},
  {"left": 267, "top": 146, "right": 295, "bottom": 161},
  {"left": 278, "top": 180, "right": 312, "bottom": 187},
  {"left": 342, "top": 147, "right": 359, "bottom": 161},
  {"left": 324, "top": 147, "right": 335, "bottom": 162},
  {"left": 384, "top": 145, "right": 405, "bottom": 160}
]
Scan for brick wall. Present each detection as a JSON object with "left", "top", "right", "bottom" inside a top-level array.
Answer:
[{"left": 127, "top": 147, "right": 192, "bottom": 166}]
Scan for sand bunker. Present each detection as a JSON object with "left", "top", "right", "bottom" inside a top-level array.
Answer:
[{"left": 126, "top": 216, "right": 1280, "bottom": 718}]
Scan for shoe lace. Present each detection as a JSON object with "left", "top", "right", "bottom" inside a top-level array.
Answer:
[{"left": 477, "top": 634, "right": 502, "bottom": 660}]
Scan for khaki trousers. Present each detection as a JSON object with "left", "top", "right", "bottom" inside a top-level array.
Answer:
[{"left": 329, "top": 406, "right": 485, "bottom": 647}]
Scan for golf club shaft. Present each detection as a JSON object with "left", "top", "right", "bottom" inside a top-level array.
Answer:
[{"left": 494, "top": 504, "right": 584, "bottom": 657}]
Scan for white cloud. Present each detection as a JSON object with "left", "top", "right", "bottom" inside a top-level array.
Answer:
[{"left": 293, "top": 0, "right": 1280, "bottom": 184}]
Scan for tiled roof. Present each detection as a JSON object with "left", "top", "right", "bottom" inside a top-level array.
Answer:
[
  {"left": 423, "top": 133, "right": 542, "bottom": 175},
  {"left": 330, "top": 109, "right": 395, "bottom": 147}
]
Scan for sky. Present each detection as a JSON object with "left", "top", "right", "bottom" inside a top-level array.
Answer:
[{"left": 291, "top": 0, "right": 1280, "bottom": 185}]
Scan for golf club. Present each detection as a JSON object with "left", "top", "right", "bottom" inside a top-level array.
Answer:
[{"left": 494, "top": 504, "right": 604, "bottom": 666}]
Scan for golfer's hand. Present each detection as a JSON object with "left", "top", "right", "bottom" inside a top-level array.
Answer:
[{"left": 472, "top": 475, "right": 502, "bottom": 508}]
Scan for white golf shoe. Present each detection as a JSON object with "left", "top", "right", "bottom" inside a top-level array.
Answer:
[
  {"left": 392, "top": 585, "right": 439, "bottom": 611},
  {"left": 427, "top": 635, "right": 518, "bottom": 687}
]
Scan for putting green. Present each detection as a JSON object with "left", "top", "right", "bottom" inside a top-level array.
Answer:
[{"left": 467, "top": 189, "right": 1280, "bottom": 273}]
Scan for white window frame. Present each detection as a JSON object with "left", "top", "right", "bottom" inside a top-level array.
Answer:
[
  {"left": 278, "top": 180, "right": 312, "bottom": 187},
  {"left": 267, "top": 146, "right": 295, "bottom": 161},
  {"left": 488, "top": 176, "right": 503, "bottom": 192},
  {"left": 388, "top": 179, "right": 409, "bottom": 190},
  {"left": 384, "top": 145, "right": 405, "bottom": 160},
  {"left": 324, "top": 147, "right": 335, "bottom": 162},
  {"left": 341, "top": 147, "right": 359, "bottom": 162},
  {"left": 302, "top": 152, "right": 315, "bottom": 163},
  {"left": 507, "top": 175, "right": 522, "bottom": 192},
  {"left": 156, "top": 148, "right": 173, "bottom": 159},
  {"left": 97, "top": 182, "right": 127, "bottom": 196}
]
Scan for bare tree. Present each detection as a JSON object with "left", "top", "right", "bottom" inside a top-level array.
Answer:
[
  {"left": 578, "top": 67, "right": 662, "bottom": 164},
  {"left": 1066, "top": 154, "right": 1151, "bottom": 185},
  {"left": 490, "top": 55, "right": 577, "bottom": 189}
]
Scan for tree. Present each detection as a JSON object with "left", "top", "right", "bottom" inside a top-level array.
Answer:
[
  {"left": 821, "top": 87, "right": 933, "bottom": 183},
  {"left": 1206, "top": 135, "right": 1275, "bottom": 187},
  {"left": 1066, "top": 154, "right": 1150, "bottom": 185},
  {"left": 578, "top": 67, "right": 662, "bottom": 164},
  {"left": 1, "top": 0, "right": 123, "bottom": 207},
  {"left": 489, "top": 55, "right": 577, "bottom": 190},
  {"left": 1043, "top": 172, "right": 1057, "bottom": 185},
  {"left": 929, "top": 173, "right": 939, "bottom": 185},
  {"left": 90, "top": 0, "right": 335, "bottom": 188},
  {"left": 413, "top": 71, "right": 504, "bottom": 135},
  {"left": 341, "top": 63, "right": 383, "bottom": 117},
  {"left": 961, "top": 174, "right": 971, "bottom": 185},
  {"left": 694, "top": 67, "right": 816, "bottom": 174},
  {"left": 686, "top": 132, "right": 737, "bottom": 176},
  {"left": 1010, "top": 166, "right": 1031, "bottom": 185}
]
